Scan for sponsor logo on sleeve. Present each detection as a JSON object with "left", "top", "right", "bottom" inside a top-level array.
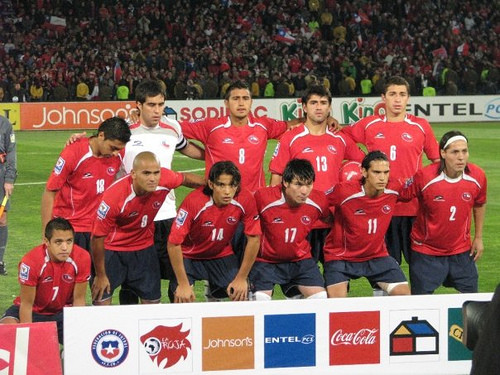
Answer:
[
  {"left": 97, "top": 202, "right": 110, "bottom": 220},
  {"left": 19, "top": 263, "right": 30, "bottom": 281},
  {"left": 175, "top": 209, "right": 188, "bottom": 226},
  {"left": 54, "top": 157, "right": 65, "bottom": 175}
]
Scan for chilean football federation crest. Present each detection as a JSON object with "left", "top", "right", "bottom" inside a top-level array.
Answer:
[{"left": 91, "top": 329, "right": 129, "bottom": 367}]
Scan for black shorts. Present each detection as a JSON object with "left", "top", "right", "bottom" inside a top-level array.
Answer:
[
  {"left": 231, "top": 222, "right": 247, "bottom": 264},
  {"left": 101, "top": 245, "right": 161, "bottom": 301},
  {"left": 1, "top": 305, "right": 64, "bottom": 344},
  {"left": 324, "top": 256, "right": 407, "bottom": 287},
  {"left": 307, "top": 227, "right": 330, "bottom": 264},
  {"left": 154, "top": 218, "right": 174, "bottom": 280},
  {"left": 249, "top": 258, "right": 325, "bottom": 293},
  {"left": 169, "top": 255, "right": 240, "bottom": 299},
  {"left": 74, "top": 232, "right": 91, "bottom": 252},
  {"left": 410, "top": 250, "right": 478, "bottom": 295},
  {"left": 385, "top": 216, "right": 414, "bottom": 265}
]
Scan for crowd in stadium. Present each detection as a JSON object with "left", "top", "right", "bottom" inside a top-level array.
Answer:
[{"left": 0, "top": 0, "right": 498, "bottom": 102}]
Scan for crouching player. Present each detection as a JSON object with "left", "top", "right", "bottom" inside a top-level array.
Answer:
[
  {"left": 323, "top": 151, "right": 410, "bottom": 297},
  {"left": 249, "top": 159, "right": 328, "bottom": 300},
  {"left": 167, "top": 161, "right": 261, "bottom": 303},
  {"left": 0, "top": 218, "right": 91, "bottom": 343}
]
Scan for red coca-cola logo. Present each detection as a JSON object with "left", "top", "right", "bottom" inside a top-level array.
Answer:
[
  {"left": 330, "top": 328, "right": 378, "bottom": 346},
  {"left": 329, "top": 311, "right": 380, "bottom": 365}
]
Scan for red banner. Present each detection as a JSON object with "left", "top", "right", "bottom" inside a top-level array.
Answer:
[{"left": 0, "top": 322, "right": 62, "bottom": 375}]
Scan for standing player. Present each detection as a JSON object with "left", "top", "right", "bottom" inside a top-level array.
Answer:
[
  {"left": 167, "top": 161, "right": 261, "bottom": 303},
  {"left": 269, "top": 85, "right": 364, "bottom": 262},
  {"left": 119, "top": 79, "right": 204, "bottom": 304},
  {"left": 250, "top": 159, "right": 328, "bottom": 300},
  {"left": 41, "top": 117, "right": 131, "bottom": 250},
  {"left": 342, "top": 76, "right": 440, "bottom": 266},
  {"left": 0, "top": 218, "right": 91, "bottom": 344},
  {"left": 90, "top": 152, "right": 204, "bottom": 305},
  {"left": 323, "top": 151, "right": 411, "bottom": 298},
  {"left": 0, "top": 115, "right": 16, "bottom": 275},
  {"left": 400, "top": 131, "right": 487, "bottom": 294}
]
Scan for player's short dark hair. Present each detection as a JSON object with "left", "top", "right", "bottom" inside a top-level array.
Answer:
[
  {"left": 45, "top": 217, "right": 75, "bottom": 240},
  {"left": 383, "top": 76, "right": 410, "bottom": 95},
  {"left": 224, "top": 80, "right": 251, "bottom": 100},
  {"left": 302, "top": 85, "right": 332, "bottom": 105},
  {"left": 438, "top": 130, "right": 469, "bottom": 174},
  {"left": 97, "top": 116, "right": 131, "bottom": 144},
  {"left": 361, "top": 150, "right": 389, "bottom": 184},
  {"left": 135, "top": 80, "right": 166, "bottom": 103},
  {"left": 282, "top": 159, "right": 315, "bottom": 185},
  {"left": 203, "top": 161, "right": 241, "bottom": 196}
]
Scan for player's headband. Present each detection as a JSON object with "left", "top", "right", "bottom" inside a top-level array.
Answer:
[{"left": 443, "top": 135, "right": 467, "bottom": 150}]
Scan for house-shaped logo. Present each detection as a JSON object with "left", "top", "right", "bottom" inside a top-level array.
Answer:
[{"left": 390, "top": 316, "right": 439, "bottom": 356}]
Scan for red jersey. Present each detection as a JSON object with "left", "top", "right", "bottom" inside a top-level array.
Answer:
[
  {"left": 400, "top": 163, "right": 487, "bottom": 256},
  {"left": 324, "top": 181, "right": 399, "bottom": 262},
  {"left": 181, "top": 114, "right": 287, "bottom": 193},
  {"left": 169, "top": 187, "right": 261, "bottom": 259},
  {"left": 92, "top": 168, "right": 184, "bottom": 251},
  {"left": 270, "top": 125, "right": 364, "bottom": 192},
  {"left": 255, "top": 185, "right": 329, "bottom": 263},
  {"left": 269, "top": 125, "right": 364, "bottom": 228},
  {"left": 46, "top": 138, "right": 122, "bottom": 232},
  {"left": 14, "top": 244, "right": 91, "bottom": 315},
  {"left": 342, "top": 114, "right": 439, "bottom": 216}
]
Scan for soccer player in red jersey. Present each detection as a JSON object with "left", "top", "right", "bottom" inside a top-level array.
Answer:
[
  {"left": 41, "top": 117, "right": 131, "bottom": 250},
  {"left": 323, "top": 151, "right": 410, "bottom": 298},
  {"left": 180, "top": 80, "right": 306, "bottom": 194},
  {"left": 400, "top": 131, "right": 487, "bottom": 294},
  {"left": 269, "top": 85, "right": 364, "bottom": 262},
  {"left": 0, "top": 218, "right": 91, "bottom": 343},
  {"left": 90, "top": 152, "right": 204, "bottom": 305},
  {"left": 167, "top": 161, "right": 261, "bottom": 303},
  {"left": 342, "top": 76, "right": 440, "bottom": 266},
  {"left": 250, "top": 159, "right": 329, "bottom": 300}
]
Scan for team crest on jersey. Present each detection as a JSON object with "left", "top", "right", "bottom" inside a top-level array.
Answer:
[
  {"left": 354, "top": 209, "right": 366, "bottom": 215},
  {"left": 401, "top": 132, "right": 413, "bottom": 142},
  {"left": 433, "top": 195, "right": 445, "bottom": 202},
  {"left": 301, "top": 215, "right": 312, "bottom": 225},
  {"left": 302, "top": 147, "right": 314, "bottom": 153},
  {"left": 153, "top": 201, "right": 162, "bottom": 209},
  {"left": 273, "top": 143, "right": 280, "bottom": 157},
  {"left": 382, "top": 204, "right": 392, "bottom": 214},
  {"left": 91, "top": 329, "right": 129, "bottom": 368},
  {"left": 176, "top": 209, "right": 188, "bottom": 226},
  {"left": 19, "top": 263, "right": 30, "bottom": 281},
  {"left": 222, "top": 137, "right": 234, "bottom": 144},
  {"left": 248, "top": 135, "right": 260, "bottom": 144},
  {"left": 226, "top": 216, "right": 237, "bottom": 225},
  {"left": 97, "top": 201, "right": 110, "bottom": 219},
  {"left": 63, "top": 274, "right": 74, "bottom": 283},
  {"left": 54, "top": 157, "right": 66, "bottom": 175},
  {"left": 375, "top": 132, "right": 385, "bottom": 139},
  {"left": 462, "top": 192, "right": 472, "bottom": 201},
  {"left": 107, "top": 167, "right": 116, "bottom": 176},
  {"left": 272, "top": 217, "right": 284, "bottom": 223},
  {"left": 327, "top": 145, "right": 338, "bottom": 154}
]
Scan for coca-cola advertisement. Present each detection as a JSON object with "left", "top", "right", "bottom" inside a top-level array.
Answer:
[{"left": 329, "top": 311, "right": 380, "bottom": 365}]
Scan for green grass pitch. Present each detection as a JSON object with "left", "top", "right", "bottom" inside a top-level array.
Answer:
[{"left": 1, "top": 122, "right": 499, "bottom": 310}]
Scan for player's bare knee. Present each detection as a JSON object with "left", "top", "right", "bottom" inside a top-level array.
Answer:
[
  {"left": 252, "top": 291, "right": 272, "bottom": 301},
  {"left": 0, "top": 316, "right": 19, "bottom": 324},
  {"left": 306, "top": 291, "right": 327, "bottom": 299},
  {"left": 383, "top": 282, "right": 410, "bottom": 295},
  {"left": 327, "top": 282, "right": 348, "bottom": 298}
]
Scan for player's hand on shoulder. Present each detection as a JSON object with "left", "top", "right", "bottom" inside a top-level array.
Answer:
[
  {"left": 91, "top": 275, "right": 110, "bottom": 302},
  {"left": 66, "top": 131, "right": 87, "bottom": 146},
  {"left": 227, "top": 278, "right": 248, "bottom": 301},
  {"left": 128, "top": 109, "right": 140, "bottom": 124},
  {"left": 327, "top": 116, "right": 341, "bottom": 132}
]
